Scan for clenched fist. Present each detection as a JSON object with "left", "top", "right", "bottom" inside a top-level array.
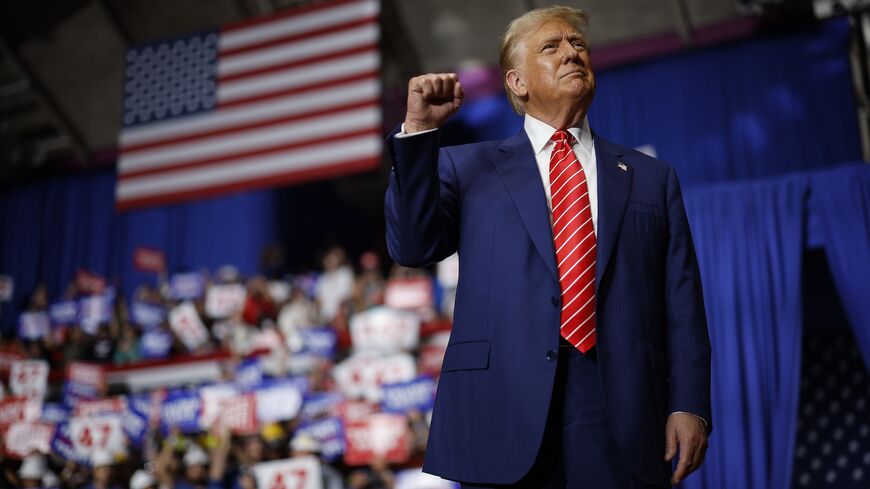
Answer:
[{"left": 403, "top": 73, "right": 464, "bottom": 134}]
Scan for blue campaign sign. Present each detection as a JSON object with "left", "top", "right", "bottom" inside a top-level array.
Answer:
[
  {"left": 78, "top": 294, "right": 112, "bottom": 334},
  {"left": 299, "top": 391, "right": 344, "bottom": 423},
  {"left": 41, "top": 402, "right": 70, "bottom": 424},
  {"left": 140, "top": 330, "right": 173, "bottom": 359},
  {"left": 300, "top": 327, "right": 338, "bottom": 359},
  {"left": 122, "top": 396, "right": 149, "bottom": 446},
  {"left": 51, "top": 422, "right": 89, "bottom": 465},
  {"left": 170, "top": 272, "right": 205, "bottom": 300},
  {"left": 296, "top": 416, "right": 345, "bottom": 461},
  {"left": 62, "top": 380, "right": 101, "bottom": 409},
  {"left": 49, "top": 301, "right": 79, "bottom": 325},
  {"left": 381, "top": 375, "right": 436, "bottom": 414},
  {"left": 130, "top": 301, "right": 166, "bottom": 330},
  {"left": 160, "top": 389, "right": 201, "bottom": 434},
  {"left": 18, "top": 311, "right": 50, "bottom": 340},
  {"left": 235, "top": 358, "right": 263, "bottom": 392}
]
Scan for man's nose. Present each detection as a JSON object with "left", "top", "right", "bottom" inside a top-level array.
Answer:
[{"left": 560, "top": 42, "right": 580, "bottom": 64}]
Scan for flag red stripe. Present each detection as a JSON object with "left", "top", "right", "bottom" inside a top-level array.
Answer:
[
  {"left": 218, "top": 70, "right": 377, "bottom": 109},
  {"left": 116, "top": 157, "right": 380, "bottom": 211},
  {"left": 121, "top": 98, "right": 378, "bottom": 154},
  {"left": 220, "top": 16, "right": 377, "bottom": 58},
  {"left": 218, "top": 43, "right": 377, "bottom": 83},
  {"left": 222, "top": 0, "right": 364, "bottom": 33},
  {"left": 119, "top": 127, "right": 380, "bottom": 180}
]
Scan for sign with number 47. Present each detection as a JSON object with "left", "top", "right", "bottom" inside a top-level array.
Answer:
[{"left": 253, "top": 456, "right": 322, "bottom": 489}]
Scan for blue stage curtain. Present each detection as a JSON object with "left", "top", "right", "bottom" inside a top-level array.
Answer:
[
  {"left": 807, "top": 164, "right": 870, "bottom": 367},
  {"left": 681, "top": 175, "right": 807, "bottom": 489}
]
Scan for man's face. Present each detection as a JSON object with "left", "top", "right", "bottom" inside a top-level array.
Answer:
[{"left": 511, "top": 18, "right": 595, "bottom": 118}]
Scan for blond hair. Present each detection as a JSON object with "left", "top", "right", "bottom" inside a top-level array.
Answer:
[{"left": 499, "top": 6, "right": 589, "bottom": 114}]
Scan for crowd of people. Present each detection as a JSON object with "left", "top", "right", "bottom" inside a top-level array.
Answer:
[{"left": 0, "top": 246, "right": 459, "bottom": 489}]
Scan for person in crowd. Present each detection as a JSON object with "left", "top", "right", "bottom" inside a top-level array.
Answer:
[
  {"left": 171, "top": 444, "right": 221, "bottom": 489},
  {"left": 314, "top": 246, "right": 354, "bottom": 324},
  {"left": 16, "top": 454, "right": 46, "bottom": 488},
  {"left": 289, "top": 434, "right": 344, "bottom": 489},
  {"left": 114, "top": 324, "right": 142, "bottom": 365},
  {"left": 89, "top": 324, "right": 116, "bottom": 362},
  {"left": 129, "top": 469, "right": 157, "bottom": 489},
  {"left": 242, "top": 276, "right": 276, "bottom": 327},
  {"left": 83, "top": 450, "right": 121, "bottom": 489}
]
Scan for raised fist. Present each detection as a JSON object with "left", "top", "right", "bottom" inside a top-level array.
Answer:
[{"left": 403, "top": 73, "right": 464, "bottom": 134}]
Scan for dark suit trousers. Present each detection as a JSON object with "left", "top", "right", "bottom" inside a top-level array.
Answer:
[{"left": 459, "top": 341, "right": 667, "bottom": 489}]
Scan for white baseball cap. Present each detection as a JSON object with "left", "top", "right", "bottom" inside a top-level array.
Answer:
[
  {"left": 91, "top": 449, "right": 115, "bottom": 468},
  {"left": 130, "top": 469, "right": 157, "bottom": 489},
  {"left": 289, "top": 434, "right": 321, "bottom": 453},
  {"left": 182, "top": 445, "right": 209, "bottom": 467},
  {"left": 18, "top": 455, "right": 46, "bottom": 480}
]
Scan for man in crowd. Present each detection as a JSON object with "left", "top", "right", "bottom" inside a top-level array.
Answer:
[{"left": 385, "top": 5, "right": 711, "bottom": 489}]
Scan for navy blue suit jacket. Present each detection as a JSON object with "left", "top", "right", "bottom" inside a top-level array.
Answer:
[{"left": 384, "top": 126, "right": 711, "bottom": 487}]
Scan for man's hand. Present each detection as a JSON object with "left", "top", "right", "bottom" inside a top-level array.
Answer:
[
  {"left": 665, "top": 412, "right": 708, "bottom": 485},
  {"left": 404, "top": 73, "right": 464, "bottom": 134}
]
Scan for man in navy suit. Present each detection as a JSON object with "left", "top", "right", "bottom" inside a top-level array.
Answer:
[{"left": 384, "top": 6, "right": 711, "bottom": 489}]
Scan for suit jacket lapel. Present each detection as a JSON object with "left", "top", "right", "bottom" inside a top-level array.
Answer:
[
  {"left": 494, "top": 131, "right": 559, "bottom": 282},
  {"left": 594, "top": 134, "right": 632, "bottom": 293}
]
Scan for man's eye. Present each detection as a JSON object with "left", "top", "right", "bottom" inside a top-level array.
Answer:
[
  {"left": 573, "top": 41, "right": 586, "bottom": 49},
  {"left": 542, "top": 44, "right": 556, "bottom": 51}
]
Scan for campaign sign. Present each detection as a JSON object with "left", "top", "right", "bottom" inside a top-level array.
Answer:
[
  {"left": 384, "top": 277, "right": 434, "bottom": 311},
  {"left": 76, "top": 269, "right": 106, "bottom": 295},
  {"left": 9, "top": 360, "right": 49, "bottom": 400},
  {"left": 68, "top": 415, "right": 125, "bottom": 460},
  {"left": 380, "top": 376, "right": 436, "bottom": 414},
  {"left": 0, "top": 397, "right": 41, "bottom": 429},
  {"left": 396, "top": 468, "right": 460, "bottom": 489},
  {"left": 296, "top": 417, "right": 345, "bottom": 462},
  {"left": 67, "top": 362, "right": 106, "bottom": 396},
  {"left": 333, "top": 352, "right": 417, "bottom": 402},
  {"left": 49, "top": 300, "right": 78, "bottom": 325},
  {"left": 41, "top": 403, "right": 70, "bottom": 424},
  {"left": 253, "top": 456, "right": 322, "bottom": 489},
  {"left": 255, "top": 381, "right": 303, "bottom": 424},
  {"left": 337, "top": 400, "right": 376, "bottom": 424},
  {"left": 300, "top": 327, "right": 338, "bottom": 359},
  {"left": 0, "top": 275, "right": 13, "bottom": 302},
  {"left": 170, "top": 272, "right": 205, "bottom": 300},
  {"left": 0, "top": 348, "right": 25, "bottom": 377},
  {"left": 78, "top": 294, "right": 112, "bottom": 334},
  {"left": 61, "top": 381, "right": 101, "bottom": 409},
  {"left": 160, "top": 389, "right": 201, "bottom": 434},
  {"left": 51, "top": 421, "right": 88, "bottom": 464},
  {"left": 217, "top": 393, "right": 258, "bottom": 434},
  {"left": 18, "top": 311, "right": 50, "bottom": 340},
  {"left": 133, "top": 246, "right": 166, "bottom": 273},
  {"left": 3, "top": 422, "right": 54, "bottom": 459},
  {"left": 344, "top": 413, "right": 411, "bottom": 466},
  {"left": 122, "top": 402, "right": 148, "bottom": 446},
  {"left": 131, "top": 300, "right": 166, "bottom": 330},
  {"left": 74, "top": 396, "right": 127, "bottom": 417},
  {"left": 350, "top": 307, "right": 421, "bottom": 353},
  {"left": 205, "top": 283, "right": 247, "bottom": 319},
  {"left": 418, "top": 343, "right": 447, "bottom": 377},
  {"left": 140, "top": 330, "right": 173, "bottom": 359},
  {"left": 299, "top": 392, "right": 344, "bottom": 423},
  {"left": 235, "top": 358, "right": 263, "bottom": 392},
  {"left": 198, "top": 383, "right": 238, "bottom": 430},
  {"left": 169, "top": 301, "right": 209, "bottom": 351}
]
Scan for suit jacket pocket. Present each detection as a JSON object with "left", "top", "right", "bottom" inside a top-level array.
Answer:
[
  {"left": 441, "top": 340, "right": 491, "bottom": 372},
  {"left": 627, "top": 201, "right": 665, "bottom": 218}
]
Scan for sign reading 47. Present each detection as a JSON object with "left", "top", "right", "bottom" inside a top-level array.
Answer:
[{"left": 253, "top": 456, "right": 322, "bottom": 489}]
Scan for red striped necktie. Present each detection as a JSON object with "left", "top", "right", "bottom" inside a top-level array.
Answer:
[{"left": 549, "top": 130, "right": 597, "bottom": 353}]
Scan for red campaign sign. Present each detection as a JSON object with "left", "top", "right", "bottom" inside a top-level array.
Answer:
[
  {"left": 3, "top": 422, "right": 54, "bottom": 459},
  {"left": 67, "top": 362, "right": 107, "bottom": 394},
  {"left": 0, "top": 348, "right": 26, "bottom": 380},
  {"left": 74, "top": 396, "right": 127, "bottom": 417},
  {"left": 69, "top": 415, "right": 125, "bottom": 458},
  {"left": 252, "top": 456, "right": 322, "bottom": 489},
  {"left": 217, "top": 394, "right": 258, "bottom": 434},
  {"left": 133, "top": 247, "right": 166, "bottom": 273},
  {"left": 337, "top": 400, "right": 376, "bottom": 424},
  {"left": 0, "top": 398, "right": 42, "bottom": 430},
  {"left": 9, "top": 360, "right": 49, "bottom": 400},
  {"left": 75, "top": 269, "right": 107, "bottom": 295},
  {"left": 384, "top": 277, "right": 434, "bottom": 311},
  {"left": 343, "top": 413, "right": 411, "bottom": 466}
]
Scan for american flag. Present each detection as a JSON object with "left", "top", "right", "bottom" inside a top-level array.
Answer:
[{"left": 116, "top": 0, "right": 381, "bottom": 210}]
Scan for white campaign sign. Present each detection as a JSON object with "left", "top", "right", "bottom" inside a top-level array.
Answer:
[
  {"left": 205, "top": 284, "right": 247, "bottom": 319},
  {"left": 68, "top": 415, "right": 125, "bottom": 458},
  {"left": 10, "top": 360, "right": 49, "bottom": 400},
  {"left": 253, "top": 456, "right": 322, "bottom": 489},
  {"left": 4, "top": 422, "right": 54, "bottom": 459},
  {"left": 169, "top": 301, "right": 209, "bottom": 351},
  {"left": 333, "top": 351, "right": 417, "bottom": 402},
  {"left": 255, "top": 384, "right": 303, "bottom": 424},
  {"left": 199, "top": 384, "right": 239, "bottom": 430},
  {"left": 349, "top": 307, "right": 420, "bottom": 353}
]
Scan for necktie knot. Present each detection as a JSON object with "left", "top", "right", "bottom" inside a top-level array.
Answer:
[{"left": 551, "top": 130, "right": 574, "bottom": 145}]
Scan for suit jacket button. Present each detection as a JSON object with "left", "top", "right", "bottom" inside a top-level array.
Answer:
[
  {"left": 546, "top": 350, "right": 557, "bottom": 361},
  {"left": 551, "top": 296, "right": 560, "bottom": 307}
]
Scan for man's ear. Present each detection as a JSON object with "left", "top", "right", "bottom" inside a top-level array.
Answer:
[{"left": 505, "top": 69, "right": 527, "bottom": 99}]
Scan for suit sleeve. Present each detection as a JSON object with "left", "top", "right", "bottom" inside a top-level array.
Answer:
[
  {"left": 384, "top": 126, "right": 460, "bottom": 268},
  {"left": 663, "top": 166, "right": 713, "bottom": 435}
]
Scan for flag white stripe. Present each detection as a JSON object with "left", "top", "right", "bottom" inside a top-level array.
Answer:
[
  {"left": 220, "top": 0, "right": 379, "bottom": 51},
  {"left": 218, "top": 51, "right": 378, "bottom": 102},
  {"left": 219, "top": 24, "right": 378, "bottom": 77},
  {"left": 120, "top": 78, "right": 378, "bottom": 147},
  {"left": 120, "top": 106, "right": 379, "bottom": 172},
  {"left": 118, "top": 134, "right": 381, "bottom": 200}
]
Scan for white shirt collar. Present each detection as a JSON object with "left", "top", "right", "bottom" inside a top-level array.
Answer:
[{"left": 523, "top": 113, "right": 594, "bottom": 156}]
